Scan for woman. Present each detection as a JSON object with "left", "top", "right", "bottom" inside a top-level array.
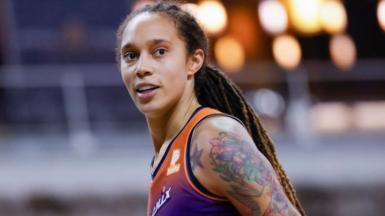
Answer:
[{"left": 116, "top": 1, "right": 305, "bottom": 215}]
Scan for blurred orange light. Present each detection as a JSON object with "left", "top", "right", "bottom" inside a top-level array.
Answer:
[
  {"left": 258, "top": 0, "right": 288, "bottom": 35},
  {"left": 228, "top": 7, "right": 259, "bottom": 58},
  {"left": 197, "top": 0, "right": 227, "bottom": 35},
  {"left": 214, "top": 36, "right": 245, "bottom": 73},
  {"left": 288, "top": 0, "right": 324, "bottom": 35},
  {"left": 329, "top": 34, "right": 356, "bottom": 71},
  {"left": 378, "top": 0, "right": 385, "bottom": 31},
  {"left": 320, "top": 0, "right": 347, "bottom": 34},
  {"left": 272, "top": 34, "right": 302, "bottom": 70}
]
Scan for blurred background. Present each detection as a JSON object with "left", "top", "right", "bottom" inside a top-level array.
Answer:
[{"left": 0, "top": 0, "right": 385, "bottom": 215}]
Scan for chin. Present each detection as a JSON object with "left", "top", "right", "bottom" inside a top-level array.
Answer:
[
  {"left": 137, "top": 100, "right": 177, "bottom": 119},
  {"left": 136, "top": 102, "right": 164, "bottom": 117}
]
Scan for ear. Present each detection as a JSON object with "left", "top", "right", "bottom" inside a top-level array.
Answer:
[{"left": 186, "top": 49, "right": 204, "bottom": 77}]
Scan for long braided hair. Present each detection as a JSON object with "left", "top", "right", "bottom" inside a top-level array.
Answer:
[{"left": 116, "top": 1, "right": 305, "bottom": 215}]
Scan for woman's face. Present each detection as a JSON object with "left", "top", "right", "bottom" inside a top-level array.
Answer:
[{"left": 120, "top": 12, "right": 196, "bottom": 117}]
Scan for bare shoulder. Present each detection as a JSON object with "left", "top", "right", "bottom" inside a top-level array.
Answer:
[
  {"left": 189, "top": 114, "right": 301, "bottom": 216},
  {"left": 192, "top": 114, "right": 250, "bottom": 144},
  {"left": 189, "top": 115, "right": 251, "bottom": 191},
  {"left": 191, "top": 114, "right": 259, "bottom": 171}
]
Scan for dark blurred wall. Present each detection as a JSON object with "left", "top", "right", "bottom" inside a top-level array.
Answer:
[
  {"left": 346, "top": 0, "right": 385, "bottom": 59},
  {"left": 12, "top": 0, "right": 130, "bottom": 65},
  {"left": 0, "top": 0, "right": 5, "bottom": 124},
  {"left": 0, "top": 0, "right": 5, "bottom": 65}
]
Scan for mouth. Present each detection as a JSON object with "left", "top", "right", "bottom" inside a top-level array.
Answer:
[
  {"left": 135, "top": 86, "right": 160, "bottom": 93},
  {"left": 134, "top": 83, "right": 160, "bottom": 102}
]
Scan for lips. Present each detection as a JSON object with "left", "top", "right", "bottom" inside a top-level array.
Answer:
[
  {"left": 135, "top": 83, "right": 160, "bottom": 92},
  {"left": 135, "top": 83, "right": 160, "bottom": 102}
]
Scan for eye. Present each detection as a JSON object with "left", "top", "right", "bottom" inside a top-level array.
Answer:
[
  {"left": 123, "top": 52, "right": 139, "bottom": 62},
  {"left": 153, "top": 48, "right": 167, "bottom": 57}
]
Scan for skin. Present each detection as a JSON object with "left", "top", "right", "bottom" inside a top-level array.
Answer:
[
  {"left": 120, "top": 12, "right": 300, "bottom": 216},
  {"left": 119, "top": 12, "right": 203, "bottom": 162},
  {"left": 191, "top": 117, "right": 300, "bottom": 215}
]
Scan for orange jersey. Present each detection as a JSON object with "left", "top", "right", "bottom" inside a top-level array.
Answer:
[{"left": 147, "top": 107, "right": 240, "bottom": 216}]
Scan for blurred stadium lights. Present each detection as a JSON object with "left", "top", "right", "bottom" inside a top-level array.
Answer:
[
  {"left": 272, "top": 34, "right": 302, "bottom": 70},
  {"left": 227, "top": 6, "right": 258, "bottom": 60},
  {"left": 319, "top": 0, "right": 348, "bottom": 34},
  {"left": 259, "top": 0, "right": 348, "bottom": 35},
  {"left": 252, "top": 88, "right": 286, "bottom": 118},
  {"left": 329, "top": 33, "right": 357, "bottom": 71},
  {"left": 378, "top": 0, "right": 385, "bottom": 31},
  {"left": 0, "top": 0, "right": 384, "bottom": 133},
  {"left": 258, "top": 0, "right": 288, "bottom": 35},
  {"left": 311, "top": 101, "right": 385, "bottom": 133},
  {"left": 196, "top": 0, "right": 227, "bottom": 35},
  {"left": 310, "top": 102, "right": 352, "bottom": 133},
  {"left": 286, "top": 0, "right": 324, "bottom": 35},
  {"left": 1, "top": 1, "right": 385, "bottom": 215},
  {"left": 214, "top": 35, "right": 245, "bottom": 72},
  {"left": 353, "top": 101, "right": 385, "bottom": 131}
]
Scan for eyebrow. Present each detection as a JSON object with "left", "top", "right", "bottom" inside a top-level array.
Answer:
[{"left": 121, "top": 39, "right": 171, "bottom": 53}]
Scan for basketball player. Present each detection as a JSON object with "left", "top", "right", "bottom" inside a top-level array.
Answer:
[{"left": 116, "top": 1, "right": 305, "bottom": 215}]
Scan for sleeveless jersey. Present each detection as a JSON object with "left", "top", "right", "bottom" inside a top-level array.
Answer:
[{"left": 147, "top": 107, "right": 240, "bottom": 216}]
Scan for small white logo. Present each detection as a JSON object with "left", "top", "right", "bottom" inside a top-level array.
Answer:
[
  {"left": 152, "top": 186, "right": 172, "bottom": 216},
  {"left": 167, "top": 149, "right": 180, "bottom": 176}
]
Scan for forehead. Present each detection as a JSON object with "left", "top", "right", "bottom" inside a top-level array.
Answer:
[{"left": 121, "top": 12, "right": 182, "bottom": 48}]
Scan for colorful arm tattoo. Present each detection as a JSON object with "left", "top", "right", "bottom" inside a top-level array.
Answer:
[{"left": 208, "top": 131, "right": 297, "bottom": 216}]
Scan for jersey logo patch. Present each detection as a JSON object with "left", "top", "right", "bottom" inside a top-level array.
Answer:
[{"left": 167, "top": 149, "right": 180, "bottom": 176}]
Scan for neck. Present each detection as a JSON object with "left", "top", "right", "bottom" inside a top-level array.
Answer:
[{"left": 145, "top": 94, "right": 200, "bottom": 154}]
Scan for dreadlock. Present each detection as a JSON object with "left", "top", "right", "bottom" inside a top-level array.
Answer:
[
  {"left": 116, "top": 1, "right": 305, "bottom": 215},
  {"left": 196, "top": 66, "right": 305, "bottom": 215}
]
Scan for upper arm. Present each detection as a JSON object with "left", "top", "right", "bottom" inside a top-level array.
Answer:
[{"left": 189, "top": 115, "right": 300, "bottom": 216}]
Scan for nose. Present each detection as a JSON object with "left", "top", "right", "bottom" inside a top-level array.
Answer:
[{"left": 134, "top": 54, "right": 153, "bottom": 79}]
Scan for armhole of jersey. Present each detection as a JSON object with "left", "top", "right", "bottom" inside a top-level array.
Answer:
[{"left": 184, "top": 113, "right": 246, "bottom": 202}]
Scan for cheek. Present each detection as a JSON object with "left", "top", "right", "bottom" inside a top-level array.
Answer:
[
  {"left": 163, "top": 67, "right": 188, "bottom": 95},
  {"left": 165, "top": 56, "right": 189, "bottom": 83},
  {"left": 120, "top": 67, "right": 135, "bottom": 96}
]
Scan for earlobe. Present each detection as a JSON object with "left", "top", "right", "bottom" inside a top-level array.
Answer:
[{"left": 187, "top": 49, "right": 205, "bottom": 76}]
